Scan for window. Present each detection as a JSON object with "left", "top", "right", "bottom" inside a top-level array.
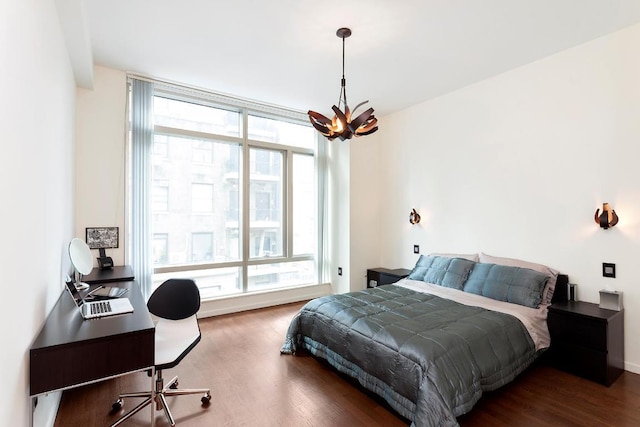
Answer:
[
  {"left": 151, "top": 135, "right": 241, "bottom": 265},
  {"left": 192, "top": 183, "right": 214, "bottom": 213},
  {"left": 192, "top": 140, "right": 213, "bottom": 163},
  {"left": 153, "top": 96, "right": 241, "bottom": 137},
  {"left": 154, "top": 136, "right": 168, "bottom": 157},
  {"left": 292, "top": 154, "right": 315, "bottom": 255},
  {"left": 250, "top": 148, "right": 283, "bottom": 259},
  {"left": 153, "top": 181, "right": 169, "bottom": 212},
  {"left": 191, "top": 232, "right": 213, "bottom": 262},
  {"left": 228, "top": 189, "right": 239, "bottom": 222},
  {"left": 153, "top": 234, "right": 168, "bottom": 264},
  {"left": 131, "top": 80, "right": 320, "bottom": 299}
]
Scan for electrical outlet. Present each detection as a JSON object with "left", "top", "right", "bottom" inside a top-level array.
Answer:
[
  {"left": 338, "top": 267, "right": 343, "bottom": 276},
  {"left": 413, "top": 245, "right": 420, "bottom": 254}
]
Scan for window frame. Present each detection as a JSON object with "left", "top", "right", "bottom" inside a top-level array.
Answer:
[{"left": 144, "top": 86, "right": 319, "bottom": 296}]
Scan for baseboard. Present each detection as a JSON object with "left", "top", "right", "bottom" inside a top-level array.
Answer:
[
  {"left": 625, "top": 361, "right": 640, "bottom": 375},
  {"left": 32, "top": 391, "right": 61, "bottom": 427},
  {"left": 198, "top": 283, "right": 332, "bottom": 318}
]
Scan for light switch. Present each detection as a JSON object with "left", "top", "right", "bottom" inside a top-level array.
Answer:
[{"left": 602, "top": 263, "right": 616, "bottom": 278}]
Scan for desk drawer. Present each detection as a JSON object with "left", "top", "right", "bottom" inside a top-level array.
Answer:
[{"left": 30, "top": 329, "right": 154, "bottom": 396}]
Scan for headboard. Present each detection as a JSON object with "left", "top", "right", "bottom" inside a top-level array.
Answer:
[{"left": 551, "top": 274, "right": 570, "bottom": 303}]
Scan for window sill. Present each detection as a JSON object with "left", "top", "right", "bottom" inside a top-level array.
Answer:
[{"left": 198, "top": 282, "right": 331, "bottom": 318}]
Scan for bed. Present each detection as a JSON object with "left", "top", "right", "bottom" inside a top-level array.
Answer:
[{"left": 281, "top": 253, "right": 568, "bottom": 427}]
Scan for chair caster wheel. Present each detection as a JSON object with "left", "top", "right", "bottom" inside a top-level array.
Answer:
[
  {"left": 112, "top": 399, "right": 123, "bottom": 411},
  {"left": 201, "top": 392, "right": 211, "bottom": 405},
  {"left": 169, "top": 381, "right": 179, "bottom": 389}
]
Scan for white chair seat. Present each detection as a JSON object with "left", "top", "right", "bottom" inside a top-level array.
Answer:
[{"left": 154, "top": 314, "right": 200, "bottom": 367}]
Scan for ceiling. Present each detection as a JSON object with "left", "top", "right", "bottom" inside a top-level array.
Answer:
[{"left": 67, "top": 0, "right": 640, "bottom": 117}]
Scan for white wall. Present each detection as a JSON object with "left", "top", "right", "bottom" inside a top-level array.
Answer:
[
  {"left": 370, "top": 23, "right": 640, "bottom": 373},
  {"left": 0, "top": 0, "right": 76, "bottom": 425},
  {"left": 328, "top": 139, "right": 352, "bottom": 293},
  {"left": 75, "top": 66, "right": 127, "bottom": 266},
  {"left": 349, "top": 136, "right": 383, "bottom": 289}
]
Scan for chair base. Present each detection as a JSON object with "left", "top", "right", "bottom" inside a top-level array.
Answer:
[{"left": 111, "top": 371, "right": 210, "bottom": 427}]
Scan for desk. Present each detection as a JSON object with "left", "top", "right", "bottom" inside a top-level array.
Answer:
[
  {"left": 29, "top": 280, "right": 154, "bottom": 397},
  {"left": 83, "top": 265, "right": 135, "bottom": 284}
]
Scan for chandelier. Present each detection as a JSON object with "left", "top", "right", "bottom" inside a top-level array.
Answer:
[{"left": 308, "top": 28, "right": 378, "bottom": 141}]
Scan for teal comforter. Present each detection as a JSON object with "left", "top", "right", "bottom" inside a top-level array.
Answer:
[{"left": 281, "top": 285, "right": 538, "bottom": 427}]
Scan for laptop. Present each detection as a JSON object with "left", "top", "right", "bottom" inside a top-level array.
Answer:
[{"left": 65, "top": 280, "right": 134, "bottom": 319}]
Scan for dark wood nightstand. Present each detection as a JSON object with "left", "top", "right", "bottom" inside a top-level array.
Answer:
[
  {"left": 366, "top": 268, "right": 411, "bottom": 288},
  {"left": 547, "top": 301, "right": 624, "bottom": 386}
]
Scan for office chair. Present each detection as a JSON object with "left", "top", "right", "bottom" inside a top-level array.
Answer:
[{"left": 111, "top": 279, "right": 211, "bottom": 426}]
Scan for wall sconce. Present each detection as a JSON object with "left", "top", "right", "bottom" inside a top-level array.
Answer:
[
  {"left": 409, "top": 209, "right": 421, "bottom": 224},
  {"left": 594, "top": 203, "right": 619, "bottom": 229}
]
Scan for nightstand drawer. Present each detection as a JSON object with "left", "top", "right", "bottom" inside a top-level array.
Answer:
[
  {"left": 550, "top": 343, "right": 608, "bottom": 384},
  {"left": 548, "top": 311, "right": 607, "bottom": 351}
]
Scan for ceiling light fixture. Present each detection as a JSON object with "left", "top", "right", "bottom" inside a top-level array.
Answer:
[{"left": 308, "top": 27, "right": 378, "bottom": 141}]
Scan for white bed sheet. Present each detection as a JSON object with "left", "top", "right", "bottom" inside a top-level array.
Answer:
[{"left": 396, "top": 278, "right": 550, "bottom": 351}]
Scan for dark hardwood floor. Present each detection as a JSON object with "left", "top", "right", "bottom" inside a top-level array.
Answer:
[{"left": 55, "top": 301, "right": 640, "bottom": 426}]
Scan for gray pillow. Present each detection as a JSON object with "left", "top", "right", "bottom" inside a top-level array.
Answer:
[
  {"left": 407, "top": 255, "right": 476, "bottom": 290},
  {"left": 463, "top": 263, "right": 548, "bottom": 308}
]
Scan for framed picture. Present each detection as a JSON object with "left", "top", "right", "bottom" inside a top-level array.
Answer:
[{"left": 85, "top": 227, "right": 119, "bottom": 249}]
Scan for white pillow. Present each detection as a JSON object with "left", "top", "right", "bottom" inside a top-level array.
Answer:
[
  {"left": 478, "top": 252, "right": 559, "bottom": 305},
  {"left": 428, "top": 252, "right": 479, "bottom": 262}
]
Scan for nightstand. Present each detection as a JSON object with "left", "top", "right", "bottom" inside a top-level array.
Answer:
[
  {"left": 547, "top": 301, "right": 624, "bottom": 386},
  {"left": 366, "top": 268, "right": 411, "bottom": 288}
]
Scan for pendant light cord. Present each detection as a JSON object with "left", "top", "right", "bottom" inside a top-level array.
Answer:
[{"left": 339, "top": 35, "right": 347, "bottom": 110}]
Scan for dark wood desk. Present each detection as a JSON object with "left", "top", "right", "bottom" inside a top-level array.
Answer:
[
  {"left": 83, "top": 265, "right": 135, "bottom": 284},
  {"left": 30, "top": 280, "right": 154, "bottom": 397}
]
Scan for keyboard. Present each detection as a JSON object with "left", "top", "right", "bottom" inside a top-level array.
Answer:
[{"left": 90, "top": 300, "right": 112, "bottom": 315}]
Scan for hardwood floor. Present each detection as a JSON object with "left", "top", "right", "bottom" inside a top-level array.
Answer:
[{"left": 54, "top": 301, "right": 640, "bottom": 427}]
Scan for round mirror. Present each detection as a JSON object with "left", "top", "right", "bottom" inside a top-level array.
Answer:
[{"left": 69, "top": 238, "right": 93, "bottom": 290}]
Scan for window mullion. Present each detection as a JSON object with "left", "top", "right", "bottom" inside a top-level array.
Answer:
[
  {"left": 155, "top": 125, "right": 243, "bottom": 145},
  {"left": 286, "top": 149, "right": 293, "bottom": 260},
  {"left": 241, "top": 109, "right": 250, "bottom": 292}
]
